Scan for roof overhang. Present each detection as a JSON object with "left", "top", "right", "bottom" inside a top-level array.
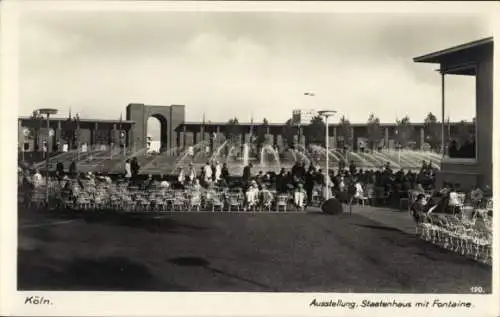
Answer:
[{"left": 413, "top": 37, "right": 493, "bottom": 76}]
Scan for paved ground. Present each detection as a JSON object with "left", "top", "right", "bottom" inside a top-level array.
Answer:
[{"left": 17, "top": 206, "right": 491, "bottom": 293}]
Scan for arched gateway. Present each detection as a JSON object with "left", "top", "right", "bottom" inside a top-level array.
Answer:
[{"left": 126, "top": 103, "right": 185, "bottom": 152}]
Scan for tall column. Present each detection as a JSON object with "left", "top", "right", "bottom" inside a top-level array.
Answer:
[
  {"left": 419, "top": 127, "right": 425, "bottom": 150},
  {"left": 112, "top": 123, "right": 117, "bottom": 145},
  {"left": 93, "top": 122, "right": 99, "bottom": 150},
  {"left": 200, "top": 124, "right": 205, "bottom": 142},
  {"left": 193, "top": 130, "right": 198, "bottom": 145},
  {"left": 273, "top": 133, "right": 278, "bottom": 147},
  {"left": 18, "top": 120, "right": 23, "bottom": 151},
  {"left": 384, "top": 127, "right": 389, "bottom": 149},
  {"left": 55, "top": 121, "right": 61, "bottom": 151},
  {"left": 176, "top": 131, "right": 180, "bottom": 148},
  {"left": 350, "top": 127, "right": 355, "bottom": 150},
  {"left": 441, "top": 72, "right": 446, "bottom": 157},
  {"left": 333, "top": 126, "right": 337, "bottom": 148},
  {"left": 183, "top": 125, "right": 187, "bottom": 148},
  {"left": 76, "top": 122, "right": 80, "bottom": 151},
  {"left": 128, "top": 128, "right": 134, "bottom": 151}
]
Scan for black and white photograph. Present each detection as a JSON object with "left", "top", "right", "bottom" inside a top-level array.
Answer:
[{"left": 1, "top": 1, "right": 498, "bottom": 316}]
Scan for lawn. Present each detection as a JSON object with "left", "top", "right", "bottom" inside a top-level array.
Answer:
[{"left": 17, "top": 208, "right": 492, "bottom": 293}]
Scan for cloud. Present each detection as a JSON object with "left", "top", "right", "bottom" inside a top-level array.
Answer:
[{"left": 18, "top": 9, "right": 491, "bottom": 139}]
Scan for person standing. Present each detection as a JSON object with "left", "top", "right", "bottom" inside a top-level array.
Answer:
[
  {"left": 203, "top": 161, "right": 213, "bottom": 184},
  {"left": 214, "top": 161, "right": 222, "bottom": 182},
  {"left": 304, "top": 169, "right": 315, "bottom": 205},
  {"left": 221, "top": 163, "right": 230, "bottom": 184},
  {"left": 188, "top": 163, "right": 197, "bottom": 184},
  {"left": 177, "top": 167, "right": 185, "bottom": 185},
  {"left": 131, "top": 157, "right": 140, "bottom": 179},
  {"left": 242, "top": 163, "right": 253, "bottom": 185},
  {"left": 69, "top": 160, "right": 77, "bottom": 179},
  {"left": 124, "top": 159, "right": 132, "bottom": 179}
]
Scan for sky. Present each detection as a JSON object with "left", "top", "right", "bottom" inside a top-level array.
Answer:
[{"left": 18, "top": 6, "right": 493, "bottom": 139}]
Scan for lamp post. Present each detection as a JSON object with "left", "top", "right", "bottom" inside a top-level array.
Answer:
[
  {"left": 318, "top": 110, "right": 337, "bottom": 200},
  {"left": 37, "top": 108, "right": 58, "bottom": 205}
]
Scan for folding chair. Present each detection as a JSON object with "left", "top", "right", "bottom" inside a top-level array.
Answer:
[
  {"left": 211, "top": 193, "right": 225, "bottom": 212},
  {"left": 227, "top": 193, "right": 241, "bottom": 212},
  {"left": 399, "top": 190, "right": 410, "bottom": 211},
  {"left": 342, "top": 197, "right": 353, "bottom": 215},
  {"left": 260, "top": 193, "right": 274, "bottom": 212},
  {"left": 188, "top": 193, "right": 201, "bottom": 212},
  {"left": 276, "top": 194, "right": 288, "bottom": 212},
  {"left": 172, "top": 191, "right": 186, "bottom": 211}
]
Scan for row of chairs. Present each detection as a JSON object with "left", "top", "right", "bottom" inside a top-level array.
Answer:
[{"left": 50, "top": 186, "right": 317, "bottom": 212}]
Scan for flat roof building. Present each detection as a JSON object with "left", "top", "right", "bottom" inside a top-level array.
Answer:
[{"left": 413, "top": 37, "right": 493, "bottom": 188}]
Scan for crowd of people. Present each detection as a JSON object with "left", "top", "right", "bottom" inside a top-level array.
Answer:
[{"left": 18, "top": 155, "right": 492, "bottom": 214}]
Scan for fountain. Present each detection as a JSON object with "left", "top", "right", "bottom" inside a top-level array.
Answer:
[
  {"left": 242, "top": 143, "right": 250, "bottom": 167},
  {"left": 260, "top": 144, "right": 281, "bottom": 167}
]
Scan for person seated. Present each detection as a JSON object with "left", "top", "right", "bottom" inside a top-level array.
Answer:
[
  {"left": 188, "top": 179, "right": 202, "bottom": 209},
  {"left": 448, "top": 185, "right": 462, "bottom": 213},
  {"left": 353, "top": 179, "right": 365, "bottom": 199},
  {"left": 259, "top": 184, "right": 274, "bottom": 210},
  {"left": 204, "top": 183, "right": 218, "bottom": 202},
  {"left": 32, "top": 169, "right": 43, "bottom": 188},
  {"left": 293, "top": 183, "right": 307, "bottom": 210},
  {"left": 413, "top": 182, "right": 426, "bottom": 194},
  {"left": 244, "top": 181, "right": 259, "bottom": 211},
  {"left": 160, "top": 175, "right": 170, "bottom": 189},
  {"left": 409, "top": 193, "right": 428, "bottom": 224}
]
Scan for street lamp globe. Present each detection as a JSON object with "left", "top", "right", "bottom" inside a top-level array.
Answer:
[{"left": 317, "top": 109, "right": 337, "bottom": 202}]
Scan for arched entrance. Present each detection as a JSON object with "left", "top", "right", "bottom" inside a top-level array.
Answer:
[
  {"left": 147, "top": 114, "right": 168, "bottom": 152},
  {"left": 126, "top": 103, "right": 185, "bottom": 152}
]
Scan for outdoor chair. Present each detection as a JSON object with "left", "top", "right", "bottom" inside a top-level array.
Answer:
[
  {"left": 172, "top": 191, "right": 186, "bottom": 211},
  {"left": 188, "top": 192, "right": 202, "bottom": 212},
  {"left": 311, "top": 189, "right": 322, "bottom": 206},
  {"left": 76, "top": 194, "right": 92, "bottom": 210},
  {"left": 276, "top": 194, "right": 288, "bottom": 212},
  {"left": 211, "top": 192, "right": 225, "bottom": 212},
  {"left": 164, "top": 190, "right": 176, "bottom": 210},
  {"left": 31, "top": 188, "right": 47, "bottom": 209},
  {"left": 366, "top": 187, "right": 376, "bottom": 206},
  {"left": 227, "top": 193, "right": 242, "bottom": 211},
  {"left": 293, "top": 191, "right": 307, "bottom": 211},
  {"left": 399, "top": 190, "right": 411, "bottom": 211},
  {"left": 342, "top": 197, "right": 353, "bottom": 215},
  {"left": 260, "top": 193, "right": 274, "bottom": 212}
]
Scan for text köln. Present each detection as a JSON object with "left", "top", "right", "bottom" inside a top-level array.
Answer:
[{"left": 25, "top": 296, "right": 52, "bottom": 305}]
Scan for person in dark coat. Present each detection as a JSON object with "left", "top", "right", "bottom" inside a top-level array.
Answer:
[
  {"left": 69, "top": 161, "right": 77, "bottom": 179},
  {"left": 56, "top": 161, "right": 64, "bottom": 180},
  {"left": 242, "top": 163, "right": 253, "bottom": 185},
  {"left": 131, "top": 157, "right": 140, "bottom": 179},
  {"left": 410, "top": 193, "right": 428, "bottom": 223},
  {"left": 304, "top": 169, "right": 315, "bottom": 205},
  {"left": 275, "top": 168, "right": 286, "bottom": 193},
  {"left": 221, "top": 163, "right": 230, "bottom": 183}
]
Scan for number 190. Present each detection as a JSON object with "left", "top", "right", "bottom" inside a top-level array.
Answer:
[{"left": 470, "top": 286, "right": 484, "bottom": 293}]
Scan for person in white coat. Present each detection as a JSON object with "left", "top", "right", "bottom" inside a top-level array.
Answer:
[
  {"left": 353, "top": 179, "right": 364, "bottom": 199},
  {"left": 214, "top": 161, "right": 222, "bottom": 182},
  {"left": 203, "top": 162, "right": 213, "bottom": 184},
  {"left": 32, "top": 169, "right": 43, "bottom": 188},
  {"left": 124, "top": 159, "right": 132, "bottom": 179},
  {"left": 177, "top": 168, "right": 185, "bottom": 185},
  {"left": 188, "top": 163, "right": 196, "bottom": 184},
  {"left": 322, "top": 172, "right": 333, "bottom": 200}
]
